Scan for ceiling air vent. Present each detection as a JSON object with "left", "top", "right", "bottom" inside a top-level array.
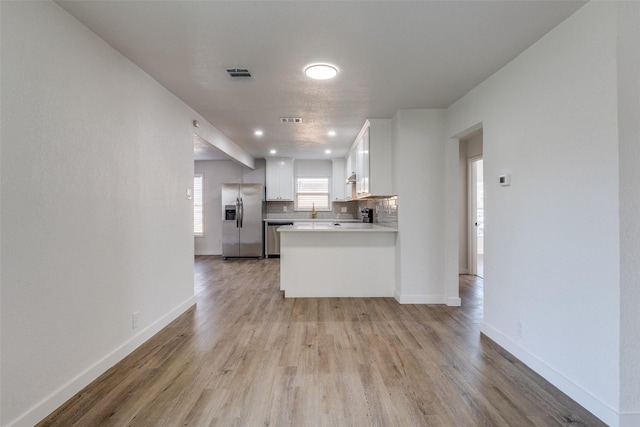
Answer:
[
  {"left": 226, "top": 68, "right": 253, "bottom": 78},
  {"left": 280, "top": 117, "right": 303, "bottom": 124}
]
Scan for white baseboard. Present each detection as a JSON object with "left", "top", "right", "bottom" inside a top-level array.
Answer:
[
  {"left": 8, "top": 296, "right": 197, "bottom": 427},
  {"left": 446, "top": 297, "right": 462, "bottom": 306},
  {"left": 395, "top": 293, "right": 446, "bottom": 304},
  {"left": 481, "top": 322, "right": 619, "bottom": 427}
]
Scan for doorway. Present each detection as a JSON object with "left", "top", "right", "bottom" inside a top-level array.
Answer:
[
  {"left": 454, "top": 125, "right": 483, "bottom": 311},
  {"left": 468, "top": 157, "right": 483, "bottom": 277}
]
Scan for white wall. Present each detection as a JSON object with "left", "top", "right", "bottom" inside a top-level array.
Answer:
[
  {"left": 446, "top": 2, "right": 621, "bottom": 424},
  {"left": 392, "top": 109, "right": 451, "bottom": 304},
  {"left": 194, "top": 159, "right": 266, "bottom": 255},
  {"left": 617, "top": 2, "right": 640, "bottom": 424},
  {"left": 294, "top": 159, "right": 332, "bottom": 178},
  {"left": 0, "top": 2, "right": 214, "bottom": 425}
]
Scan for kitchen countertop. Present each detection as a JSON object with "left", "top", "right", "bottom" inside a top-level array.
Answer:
[{"left": 277, "top": 222, "right": 397, "bottom": 232}]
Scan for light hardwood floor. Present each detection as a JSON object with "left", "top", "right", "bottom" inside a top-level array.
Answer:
[{"left": 38, "top": 256, "right": 604, "bottom": 426}]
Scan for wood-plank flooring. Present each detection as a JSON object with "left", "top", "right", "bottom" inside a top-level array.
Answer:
[{"left": 38, "top": 256, "right": 605, "bottom": 426}]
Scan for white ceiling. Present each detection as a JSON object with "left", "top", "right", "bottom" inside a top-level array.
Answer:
[{"left": 56, "top": 0, "right": 586, "bottom": 161}]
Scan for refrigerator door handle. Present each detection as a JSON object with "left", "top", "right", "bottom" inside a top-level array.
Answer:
[
  {"left": 235, "top": 197, "right": 240, "bottom": 228},
  {"left": 239, "top": 197, "right": 244, "bottom": 228}
]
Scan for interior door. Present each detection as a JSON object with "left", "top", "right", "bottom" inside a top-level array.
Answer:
[{"left": 468, "top": 157, "right": 483, "bottom": 277}]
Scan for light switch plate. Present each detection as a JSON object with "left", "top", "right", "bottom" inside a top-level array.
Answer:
[
  {"left": 186, "top": 188, "right": 193, "bottom": 200},
  {"left": 499, "top": 174, "right": 511, "bottom": 186}
]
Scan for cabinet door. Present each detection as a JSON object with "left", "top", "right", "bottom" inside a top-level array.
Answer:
[
  {"left": 347, "top": 152, "right": 356, "bottom": 179},
  {"left": 350, "top": 119, "right": 393, "bottom": 199},
  {"left": 355, "top": 129, "right": 371, "bottom": 197},
  {"left": 331, "top": 158, "right": 346, "bottom": 201},
  {"left": 361, "top": 127, "right": 370, "bottom": 196},
  {"left": 265, "top": 159, "right": 280, "bottom": 200},
  {"left": 266, "top": 158, "right": 294, "bottom": 200},
  {"left": 355, "top": 138, "right": 363, "bottom": 196},
  {"left": 278, "top": 159, "right": 294, "bottom": 201}
]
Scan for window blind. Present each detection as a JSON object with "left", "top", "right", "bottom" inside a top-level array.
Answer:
[{"left": 295, "top": 177, "right": 329, "bottom": 210}]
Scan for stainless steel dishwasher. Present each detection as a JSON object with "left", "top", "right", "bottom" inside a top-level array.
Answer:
[{"left": 266, "top": 222, "right": 293, "bottom": 257}]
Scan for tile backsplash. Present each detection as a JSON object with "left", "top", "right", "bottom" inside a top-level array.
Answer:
[
  {"left": 265, "top": 196, "right": 398, "bottom": 226},
  {"left": 266, "top": 201, "right": 359, "bottom": 220},
  {"left": 357, "top": 196, "right": 398, "bottom": 226}
]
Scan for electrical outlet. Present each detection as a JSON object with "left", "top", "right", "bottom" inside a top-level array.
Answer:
[
  {"left": 341, "top": 207, "right": 347, "bottom": 213},
  {"left": 132, "top": 311, "right": 140, "bottom": 329},
  {"left": 283, "top": 205, "right": 287, "bottom": 212},
  {"left": 517, "top": 321, "right": 523, "bottom": 338}
]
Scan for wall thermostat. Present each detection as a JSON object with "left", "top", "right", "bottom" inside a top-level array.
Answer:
[{"left": 499, "top": 174, "right": 511, "bottom": 186}]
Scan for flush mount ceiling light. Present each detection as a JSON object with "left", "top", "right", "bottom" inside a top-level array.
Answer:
[
  {"left": 325, "top": 149, "right": 332, "bottom": 154},
  {"left": 304, "top": 63, "right": 338, "bottom": 80},
  {"left": 270, "top": 149, "right": 277, "bottom": 154},
  {"left": 328, "top": 130, "right": 336, "bottom": 137},
  {"left": 254, "top": 130, "right": 263, "bottom": 136}
]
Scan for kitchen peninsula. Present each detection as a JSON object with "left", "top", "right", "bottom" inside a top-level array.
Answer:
[{"left": 278, "top": 223, "right": 397, "bottom": 297}]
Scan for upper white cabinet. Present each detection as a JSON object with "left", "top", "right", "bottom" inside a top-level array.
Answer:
[
  {"left": 344, "top": 152, "right": 356, "bottom": 200},
  {"left": 350, "top": 119, "right": 393, "bottom": 198},
  {"left": 266, "top": 158, "right": 294, "bottom": 201},
  {"left": 331, "top": 158, "right": 346, "bottom": 201}
]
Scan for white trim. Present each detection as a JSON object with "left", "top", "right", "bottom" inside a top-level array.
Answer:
[
  {"left": 7, "top": 296, "right": 197, "bottom": 427},
  {"left": 446, "top": 297, "right": 462, "bottom": 306},
  {"left": 481, "top": 322, "right": 618, "bottom": 427},
  {"left": 395, "top": 294, "right": 446, "bottom": 304}
]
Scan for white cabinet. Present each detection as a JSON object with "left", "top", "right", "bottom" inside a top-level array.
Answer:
[
  {"left": 355, "top": 127, "right": 370, "bottom": 197},
  {"left": 350, "top": 119, "right": 393, "bottom": 198},
  {"left": 344, "top": 152, "right": 356, "bottom": 200},
  {"left": 266, "top": 158, "right": 294, "bottom": 201},
  {"left": 331, "top": 158, "right": 346, "bottom": 201}
]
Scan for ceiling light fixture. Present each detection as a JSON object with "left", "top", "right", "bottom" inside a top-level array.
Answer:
[
  {"left": 304, "top": 63, "right": 338, "bottom": 80},
  {"left": 325, "top": 149, "right": 332, "bottom": 154},
  {"left": 270, "top": 149, "right": 277, "bottom": 154},
  {"left": 328, "top": 130, "right": 336, "bottom": 137},
  {"left": 254, "top": 130, "right": 263, "bottom": 136}
]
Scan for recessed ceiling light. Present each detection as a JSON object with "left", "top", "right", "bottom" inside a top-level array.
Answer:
[
  {"left": 270, "top": 149, "right": 277, "bottom": 154},
  {"left": 254, "top": 130, "right": 263, "bottom": 136},
  {"left": 328, "top": 130, "right": 336, "bottom": 137},
  {"left": 325, "top": 149, "right": 332, "bottom": 154},
  {"left": 304, "top": 64, "right": 338, "bottom": 80}
]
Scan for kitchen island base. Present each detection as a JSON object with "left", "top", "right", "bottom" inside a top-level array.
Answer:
[{"left": 279, "top": 225, "right": 396, "bottom": 297}]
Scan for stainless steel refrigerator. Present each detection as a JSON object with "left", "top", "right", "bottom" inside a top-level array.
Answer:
[{"left": 221, "top": 184, "right": 263, "bottom": 258}]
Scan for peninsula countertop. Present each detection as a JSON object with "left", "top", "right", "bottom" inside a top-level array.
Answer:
[{"left": 277, "top": 222, "right": 397, "bottom": 232}]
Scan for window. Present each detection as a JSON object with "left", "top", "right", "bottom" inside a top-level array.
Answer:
[
  {"left": 295, "top": 177, "right": 330, "bottom": 211},
  {"left": 193, "top": 174, "right": 204, "bottom": 236}
]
